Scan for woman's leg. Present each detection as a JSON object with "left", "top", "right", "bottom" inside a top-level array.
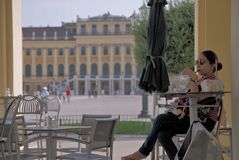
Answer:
[
  {"left": 122, "top": 113, "right": 190, "bottom": 160},
  {"left": 138, "top": 113, "right": 173, "bottom": 156},
  {"left": 158, "top": 130, "right": 177, "bottom": 160}
]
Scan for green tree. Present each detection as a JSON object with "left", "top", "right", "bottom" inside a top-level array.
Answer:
[
  {"left": 132, "top": 5, "right": 149, "bottom": 75},
  {"left": 133, "top": 0, "right": 194, "bottom": 75},
  {"left": 165, "top": 0, "right": 194, "bottom": 73}
]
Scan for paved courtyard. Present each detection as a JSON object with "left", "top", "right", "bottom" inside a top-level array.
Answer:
[
  {"left": 60, "top": 95, "right": 155, "bottom": 116},
  {"left": 59, "top": 95, "right": 155, "bottom": 160}
]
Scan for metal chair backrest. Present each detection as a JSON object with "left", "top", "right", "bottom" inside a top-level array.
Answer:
[
  {"left": 88, "top": 117, "right": 118, "bottom": 160},
  {"left": 212, "top": 98, "right": 223, "bottom": 138},
  {"left": 42, "top": 95, "right": 61, "bottom": 120},
  {"left": 17, "top": 95, "right": 43, "bottom": 125},
  {"left": 0, "top": 95, "right": 21, "bottom": 160},
  {"left": 0, "top": 95, "right": 21, "bottom": 138},
  {"left": 80, "top": 114, "right": 112, "bottom": 135}
]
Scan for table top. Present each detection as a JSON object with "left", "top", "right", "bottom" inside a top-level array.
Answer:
[
  {"left": 158, "top": 91, "right": 231, "bottom": 98},
  {"left": 22, "top": 125, "right": 90, "bottom": 131}
]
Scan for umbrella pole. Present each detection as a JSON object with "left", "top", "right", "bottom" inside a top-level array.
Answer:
[{"left": 153, "top": 92, "right": 158, "bottom": 117}]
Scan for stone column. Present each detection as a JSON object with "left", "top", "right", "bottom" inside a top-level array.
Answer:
[
  {"left": 42, "top": 48, "right": 47, "bottom": 79},
  {"left": 31, "top": 48, "right": 36, "bottom": 80},
  {"left": 84, "top": 75, "right": 89, "bottom": 96},
  {"left": 64, "top": 47, "right": 69, "bottom": 78},
  {"left": 109, "top": 75, "right": 113, "bottom": 95},
  {"left": 0, "top": 0, "right": 22, "bottom": 97},
  {"left": 53, "top": 48, "right": 58, "bottom": 78}
]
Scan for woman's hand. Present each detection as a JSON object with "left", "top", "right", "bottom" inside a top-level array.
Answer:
[
  {"left": 181, "top": 68, "right": 198, "bottom": 81},
  {"left": 181, "top": 68, "right": 199, "bottom": 92}
]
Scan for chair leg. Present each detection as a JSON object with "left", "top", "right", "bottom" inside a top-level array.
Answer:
[
  {"left": 1, "top": 143, "right": 6, "bottom": 160},
  {"left": 7, "top": 140, "right": 14, "bottom": 160}
]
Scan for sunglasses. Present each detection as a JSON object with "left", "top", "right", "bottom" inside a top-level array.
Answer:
[{"left": 195, "top": 60, "right": 209, "bottom": 65}]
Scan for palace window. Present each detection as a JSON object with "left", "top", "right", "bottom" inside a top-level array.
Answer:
[
  {"left": 69, "top": 64, "right": 76, "bottom": 77},
  {"left": 114, "top": 63, "right": 121, "bottom": 76},
  {"left": 103, "top": 46, "right": 108, "bottom": 55},
  {"left": 37, "top": 48, "right": 42, "bottom": 56},
  {"left": 25, "top": 64, "right": 31, "bottom": 77},
  {"left": 114, "top": 24, "right": 120, "bottom": 34},
  {"left": 126, "top": 24, "right": 131, "bottom": 33},
  {"left": 103, "top": 63, "right": 109, "bottom": 76},
  {"left": 81, "top": 25, "right": 86, "bottom": 34},
  {"left": 48, "top": 48, "right": 53, "bottom": 56},
  {"left": 58, "top": 64, "right": 64, "bottom": 76},
  {"left": 114, "top": 46, "right": 120, "bottom": 55},
  {"left": 80, "top": 64, "right": 87, "bottom": 76},
  {"left": 81, "top": 47, "right": 86, "bottom": 55},
  {"left": 92, "top": 24, "right": 97, "bottom": 34},
  {"left": 47, "top": 64, "right": 53, "bottom": 77},
  {"left": 103, "top": 24, "right": 108, "bottom": 34},
  {"left": 91, "top": 63, "right": 98, "bottom": 76},
  {"left": 36, "top": 64, "right": 42, "bottom": 77},
  {"left": 125, "top": 63, "right": 132, "bottom": 76},
  {"left": 126, "top": 46, "right": 131, "bottom": 55},
  {"left": 59, "top": 48, "right": 64, "bottom": 56},
  {"left": 70, "top": 48, "right": 75, "bottom": 56},
  {"left": 92, "top": 46, "right": 97, "bottom": 55}
]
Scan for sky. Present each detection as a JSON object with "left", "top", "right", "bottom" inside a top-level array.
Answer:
[{"left": 22, "top": 0, "right": 144, "bottom": 27}]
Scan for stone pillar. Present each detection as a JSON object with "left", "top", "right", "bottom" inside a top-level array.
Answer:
[
  {"left": 84, "top": 75, "right": 89, "bottom": 95},
  {"left": 31, "top": 48, "right": 36, "bottom": 80},
  {"left": 64, "top": 47, "right": 69, "bottom": 78},
  {"left": 120, "top": 75, "right": 125, "bottom": 95},
  {"left": 42, "top": 48, "right": 47, "bottom": 79},
  {"left": 131, "top": 75, "right": 136, "bottom": 95},
  {"left": 109, "top": 75, "right": 113, "bottom": 95},
  {"left": 196, "top": 0, "right": 234, "bottom": 159},
  {"left": 76, "top": 46, "right": 79, "bottom": 76},
  {"left": 74, "top": 75, "right": 78, "bottom": 95},
  {"left": 0, "top": 0, "right": 22, "bottom": 97},
  {"left": 53, "top": 48, "right": 58, "bottom": 77},
  {"left": 109, "top": 45, "right": 114, "bottom": 76}
]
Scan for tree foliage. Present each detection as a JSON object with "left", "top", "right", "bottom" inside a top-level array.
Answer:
[
  {"left": 165, "top": 0, "right": 194, "bottom": 73},
  {"left": 132, "top": 9, "right": 149, "bottom": 75},
  {"left": 133, "top": 0, "right": 194, "bottom": 74}
]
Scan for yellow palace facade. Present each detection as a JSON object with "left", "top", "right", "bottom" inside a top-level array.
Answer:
[{"left": 22, "top": 13, "right": 139, "bottom": 95}]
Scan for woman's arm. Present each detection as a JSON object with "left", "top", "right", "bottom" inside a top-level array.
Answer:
[{"left": 181, "top": 68, "right": 199, "bottom": 92}]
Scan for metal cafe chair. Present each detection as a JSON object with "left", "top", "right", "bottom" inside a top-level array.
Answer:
[
  {"left": 0, "top": 95, "right": 21, "bottom": 160},
  {"left": 58, "top": 117, "right": 118, "bottom": 160},
  {"left": 56, "top": 114, "right": 112, "bottom": 153},
  {"left": 16, "top": 95, "right": 45, "bottom": 156},
  {"left": 41, "top": 95, "right": 61, "bottom": 121}
]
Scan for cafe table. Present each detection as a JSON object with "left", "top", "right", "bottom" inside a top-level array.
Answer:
[
  {"left": 158, "top": 91, "right": 231, "bottom": 124},
  {"left": 22, "top": 125, "right": 90, "bottom": 160}
]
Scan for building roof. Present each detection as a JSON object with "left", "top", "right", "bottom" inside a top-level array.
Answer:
[{"left": 22, "top": 26, "right": 75, "bottom": 40}]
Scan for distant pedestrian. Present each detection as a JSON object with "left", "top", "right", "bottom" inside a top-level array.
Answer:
[
  {"left": 66, "top": 87, "right": 71, "bottom": 103},
  {"left": 40, "top": 86, "right": 49, "bottom": 112},
  {"left": 40, "top": 86, "right": 49, "bottom": 98}
]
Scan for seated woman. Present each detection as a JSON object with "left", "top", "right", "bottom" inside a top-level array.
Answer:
[{"left": 121, "top": 50, "right": 223, "bottom": 160}]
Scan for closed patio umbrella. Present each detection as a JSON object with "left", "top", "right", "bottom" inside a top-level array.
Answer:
[{"left": 139, "top": 0, "right": 169, "bottom": 93}]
